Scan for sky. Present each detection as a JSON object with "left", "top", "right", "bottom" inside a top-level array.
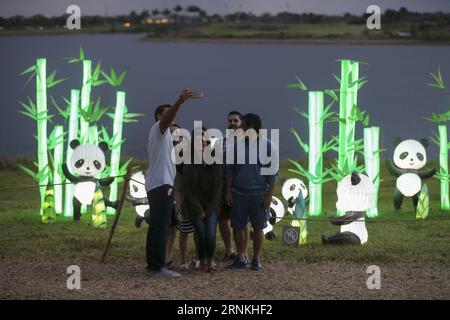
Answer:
[{"left": 0, "top": 0, "right": 449, "bottom": 17}]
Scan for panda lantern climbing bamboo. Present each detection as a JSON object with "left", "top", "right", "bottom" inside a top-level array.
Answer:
[
  {"left": 62, "top": 139, "right": 118, "bottom": 227},
  {"left": 386, "top": 138, "right": 436, "bottom": 212}
]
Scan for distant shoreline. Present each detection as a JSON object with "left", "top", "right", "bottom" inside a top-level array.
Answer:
[
  {"left": 1, "top": 30, "right": 449, "bottom": 46},
  {"left": 140, "top": 36, "right": 450, "bottom": 46}
]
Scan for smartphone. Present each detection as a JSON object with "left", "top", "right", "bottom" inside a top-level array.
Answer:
[{"left": 191, "top": 89, "right": 203, "bottom": 98}]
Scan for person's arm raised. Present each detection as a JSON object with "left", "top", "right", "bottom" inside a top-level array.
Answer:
[{"left": 159, "top": 89, "right": 193, "bottom": 134}]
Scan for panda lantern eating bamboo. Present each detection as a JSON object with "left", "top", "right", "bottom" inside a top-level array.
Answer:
[{"left": 386, "top": 138, "right": 436, "bottom": 218}]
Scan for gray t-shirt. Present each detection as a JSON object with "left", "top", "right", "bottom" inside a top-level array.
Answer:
[{"left": 145, "top": 121, "right": 176, "bottom": 192}]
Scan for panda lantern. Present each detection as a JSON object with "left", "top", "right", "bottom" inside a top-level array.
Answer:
[
  {"left": 322, "top": 171, "right": 374, "bottom": 245},
  {"left": 127, "top": 171, "right": 150, "bottom": 228},
  {"left": 62, "top": 139, "right": 118, "bottom": 227},
  {"left": 386, "top": 139, "right": 436, "bottom": 211}
]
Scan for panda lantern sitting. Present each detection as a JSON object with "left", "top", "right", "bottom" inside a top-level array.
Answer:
[
  {"left": 62, "top": 139, "right": 118, "bottom": 227},
  {"left": 322, "top": 171, "right": 374, "bottom": 245},
  {"left": 386, "top": 138, "right": 436, "bottom": 211}
]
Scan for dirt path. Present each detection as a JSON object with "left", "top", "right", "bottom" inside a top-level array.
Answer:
[{"left": 1, "top": 258, "right": 449, "bottom": 299}]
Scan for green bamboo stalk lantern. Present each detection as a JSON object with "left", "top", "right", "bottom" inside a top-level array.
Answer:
[
  {"left": 89, "top": 125, "right": 98, "bottom": 144},
  {"left": 338, "top": 60, "right": 361, "bottom": 172},
  {"left": 53, "top": 125, "right": 64, "bottom": 214},
  {"left": 64, "top": 89, "right": 80, "bottom": 217},
  {"left": 364, "top": 126, "right": 380, "bottom": 217},
  {"left": 438, "top": 125, "right": 450, "bottom": 210},
  {"left": 36, "top": 58, "right": 49, "bottom": 216},
  {"left": 287, "top": 76, "right": 336, "bottom": 217},
  {"left": 426, "top": 67, "right": 450, "bottom": 211},
  {"left": 346, "top": 61, "right": 359, "bottom": 168},
  {"left": 308, "top": 91, "right": 325, "bottom": 216},
  {"left": 80, "top": 60, "right": 92, "bottom": 144},
  {"left": 337, "top": 60, "right": 351, "bottom": 172},
  {"left": 107, "top": 91, "right": 126, "bottom": 215}
]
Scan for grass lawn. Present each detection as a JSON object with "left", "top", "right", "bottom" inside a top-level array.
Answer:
[
  {"left": 1, "top": 160, "right": 449, "bottom": 265},
  {"left": 1, "top": 160, "right": 449, "bottom": 299}
]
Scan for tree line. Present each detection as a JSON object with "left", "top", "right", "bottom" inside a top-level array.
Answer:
[{"left": 1, "top": 5, "right": 449, "bottom": 28}]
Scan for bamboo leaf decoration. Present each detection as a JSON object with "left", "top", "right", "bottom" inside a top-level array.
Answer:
[
  {"left": 65, "top": 45, "right": 86, "bottom": 63},
  {"left": 289, "top": 127, "right": 309, "bottom": 153},
  {"left": 427, "top": 67, "right": 446, "bottom": 90},
  {"left": 101, "top": 68, "right": 128, "bottom": 87},
  {"left": 19, "top": 97, "right": 37, "bottom": 120},
  {"left": 286, "top": 75, "right": 307, "bottom": 91},
  {"left": 20, "top": 64, "right": 37, "bottom": 88}
]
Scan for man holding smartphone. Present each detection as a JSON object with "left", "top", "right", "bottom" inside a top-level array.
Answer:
[{"left": 145, "top": 89, "right": 193, "bottom": 277}]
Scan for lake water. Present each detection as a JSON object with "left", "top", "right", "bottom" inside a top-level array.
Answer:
[{"left": 0, "top": 33, "right": 449, "bottom": 160}]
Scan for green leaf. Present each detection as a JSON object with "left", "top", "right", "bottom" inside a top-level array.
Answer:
[
  {"left": 116, "top": 69, "right": 128, "bottom": 86},
  {"left": 47, "top": 69, "right": 56, "bottom": 84},
  {"left": 292, "top": 107, "right": 308, "bottom": 120},
  {"left": 124, "top": 112, "right": 144, "bottom": 118},
  {"left": 286, "top": 75, "right": 307, "bottom": 91},
  {"left": 324, "top": 89, "right": 339, "bottom": 102},
  {"left": 65, "top": 57, "right": 80, "bottom": 64},
  {"left": 23, "top": 73, "right": 35, "bottom": 88},
  {"left": 18, "top": 164, "right": 38, "bottom": 181},
  {"left": 293, "top": 75, "right": 307, "bottom": 90},
  {"left": 47, "top": 77, "right": 68, "bottom": 89},
  {"left": 290, "top": 127, "right": 309, "bottom": 153},
  {"left": 332, "top": 73, "right": 341, "bottom": 84},
  {"left": 79, "top": 46, "right": 85, "bottom": 60},
  {"left": 19, "top": 110, "right": 37, "bottom": 121},
  {"left": 50, "top": 95, "right": 69, "bottom": 119},
  {"left": 110, "top": 68, "right": 117, "bottom": 84},
  {"left": 101, "top": 70, "right": 115, "bottom": 87},
  {"left": 358, "top": 79, "right": 368, "bottom": 90},
  {"left": 20, "top": 64, "right": 36, "bottom": 75},
  {"left": 106, "top": 112, "right": 115, "bottom": 120}
]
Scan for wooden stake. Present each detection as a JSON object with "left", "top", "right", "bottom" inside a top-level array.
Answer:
[{"left": 100, "top": 168, "right": 131, "bottom": 263}]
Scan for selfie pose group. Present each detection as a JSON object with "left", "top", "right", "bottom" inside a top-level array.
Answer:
[{"left": 145, "top": 89, "right": 278, "bottom": 277}]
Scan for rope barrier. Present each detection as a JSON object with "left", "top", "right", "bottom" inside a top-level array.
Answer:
[
  {"left": 277, "top": 216, "right": 450, "bottom": 223},
  {"left": 0, "top": 174, "right": 127, "bottom": 191}
]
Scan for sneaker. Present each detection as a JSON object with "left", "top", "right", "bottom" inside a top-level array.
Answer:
[
  {"left": 147, "top": 267, "right": 181, "bottom": 277},
  {"left": 222, "top": 252, "right": 237, "bottom": 261},
  {"left": 165, "top": 260, "right": 174, "bottom": 270},
  {"left": 226, "top": 257, "right": 248, "bottom": 269},
  {"left": 250, "top": 259, "right": 262, "bottom": 271}
]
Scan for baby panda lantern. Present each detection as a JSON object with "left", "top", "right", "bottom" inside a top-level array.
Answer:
[
  {"left": 386, "top": 138, "right": 436, "bottom": 218},
  {"left": 322, "top": 171, "right": 374, "bottom": 245},
  {"left": 127, "top": 171, "right": 150, "bottom": 228},
  {"left": 62, "top": 139, "right": 117, "bottom": 228},
  {"left": 282, "top": 178, "right": 308, "bottom": 214},
  {"left": 251, "top": 196, "right": 284, "bottom": 240},
  {"left": 264, "top": 196, "right": 285, "bottom": 239}
]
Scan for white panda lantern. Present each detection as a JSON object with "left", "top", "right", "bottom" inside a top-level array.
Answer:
[
  {"left": 387, "top": 139, "right": 436, "bottom": 210},
  {"left": 127, "top": 171, "right": 150, "bottom": 228},
  {"left": 282, "top": 178, "right": 308, "bottom": 215},
  {"left": 322, "top": 172, "right": 375, "bottom": 245},
  {"left": 260, "top": 196, "right": 285, "bottom": 239},
  {"left": 62, "top": 139, "right": 117, "bottom": 226}
]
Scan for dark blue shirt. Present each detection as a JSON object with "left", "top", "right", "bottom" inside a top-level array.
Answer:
[{"left": 225, "top": 136, "right": 278, "bottom": 196}]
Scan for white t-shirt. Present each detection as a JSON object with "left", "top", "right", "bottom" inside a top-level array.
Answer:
[{"left": 145, "top": 121, "right": 176, "bottom": 192}]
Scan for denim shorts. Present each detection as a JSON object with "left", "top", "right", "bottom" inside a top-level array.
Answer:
[{"left": 230, "top": 191, "right": 269, "bottom": 230}]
